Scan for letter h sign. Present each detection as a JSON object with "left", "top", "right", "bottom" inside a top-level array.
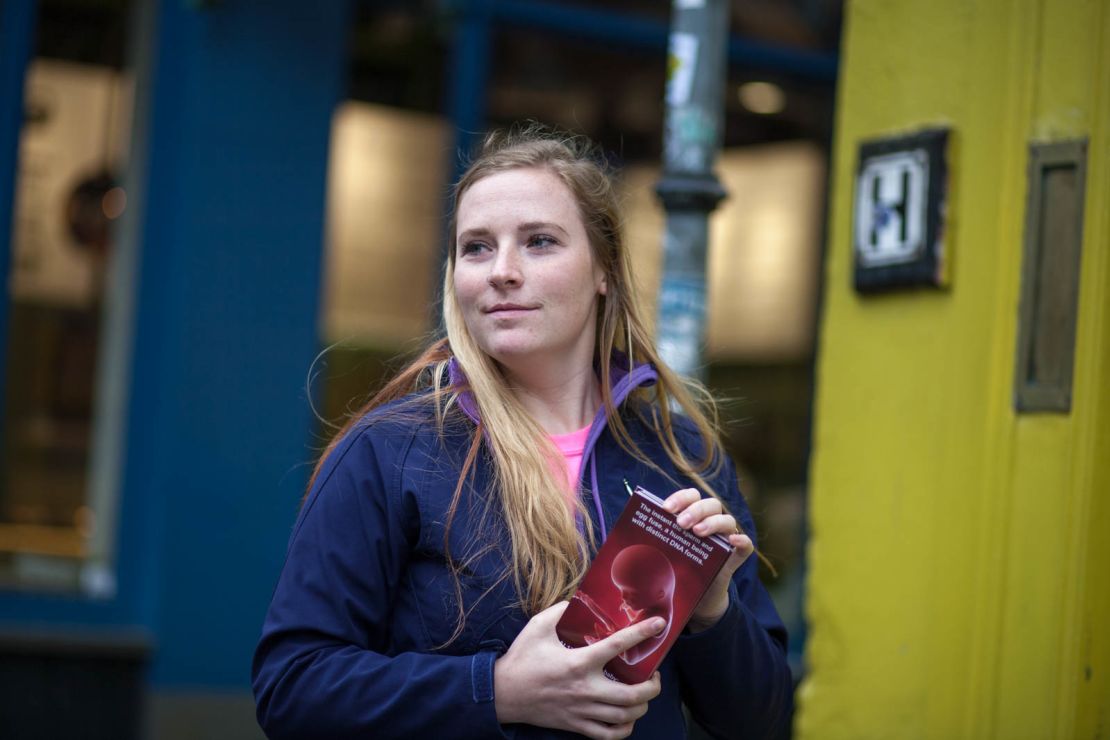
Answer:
[{"left": 852, "top": 129, "right": 949, "bottom": 292}]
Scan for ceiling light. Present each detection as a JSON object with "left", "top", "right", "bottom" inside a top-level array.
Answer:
[{"left": 738, "top": 81, "right": 785, "bottom": 115}]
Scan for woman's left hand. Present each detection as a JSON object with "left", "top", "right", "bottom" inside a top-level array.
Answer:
[{"left": 663, "top": 488, "right": 755, "bottom": 633}]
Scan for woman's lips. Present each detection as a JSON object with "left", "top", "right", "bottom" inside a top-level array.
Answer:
[{"left": 484, "top": 304, "right": 538, "bottom": 315}]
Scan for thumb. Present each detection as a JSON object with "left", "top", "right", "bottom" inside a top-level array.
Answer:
[
  {"left": 532, "top": 600, "right": 571, "bottom": 628},
  {"left": 584, "top": 616, "right": 666, "bottom": 664},
  {"left": 721, "top": 534, "right": 754, "bottom": 579}
]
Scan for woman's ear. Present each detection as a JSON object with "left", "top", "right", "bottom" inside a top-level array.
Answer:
[{"left": 599, "top": 275, "right": 608, "bottom": 295}]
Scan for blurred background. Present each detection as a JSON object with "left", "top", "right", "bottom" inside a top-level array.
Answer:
[
  {"left": 3, "top": 0, "right": 1108, "bottom": 739},
  {"left": 0, "top": 0, "right": 838, "bottom": 737}
]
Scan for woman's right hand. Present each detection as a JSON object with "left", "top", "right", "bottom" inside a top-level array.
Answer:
[{"left": 493, "top": 601, "right": 664, "bottom": 739}]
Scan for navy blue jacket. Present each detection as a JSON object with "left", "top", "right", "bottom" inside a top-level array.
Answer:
[{"left": 253, "top": 364, "right": 792, "bottom": 739}]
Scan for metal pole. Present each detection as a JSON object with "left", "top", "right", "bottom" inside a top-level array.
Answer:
[{"left": 655, "top": 0, "right": 729, "bottom": 382}]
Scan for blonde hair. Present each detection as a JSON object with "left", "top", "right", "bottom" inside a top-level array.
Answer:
[{"left": 311, "top": 123, "right": 744, "bottom": 641}]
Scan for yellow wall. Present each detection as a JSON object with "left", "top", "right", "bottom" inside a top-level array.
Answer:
[{"left": 799, "top": 1, "right": 1109, "bottom": 737}]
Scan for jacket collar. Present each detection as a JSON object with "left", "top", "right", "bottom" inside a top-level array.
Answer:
[{"left": 445, "top": 351, "right": 659, "bottom": 541}]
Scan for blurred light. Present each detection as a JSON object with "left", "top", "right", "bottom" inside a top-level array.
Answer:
[
  {"left": 738, "top": 81, "right": 785, "bottom": 115},
  {"left": 323, "top": 103, "right": 449, "bottom": 345},
  {"left": 102, "top": 186, "right": 127, "bottom": 219},
  {"left": 620, "top": 142, "right": 824, "bottom": 362}
]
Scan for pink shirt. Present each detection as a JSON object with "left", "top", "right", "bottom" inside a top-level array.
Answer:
[{"left": 548, "top": 425, "right": 591, "bottom": 511}]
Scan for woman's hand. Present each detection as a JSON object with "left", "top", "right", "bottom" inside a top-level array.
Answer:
[
  {"left": 663, "top": 488, "right": 755, "bottom": 632},
  {"left": 493, "top": 601, "right": 664, "bottom": 739}
]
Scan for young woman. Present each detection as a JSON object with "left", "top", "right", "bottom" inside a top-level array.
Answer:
[{"left": 252, "top": 126, "right": 792, "bottom": 739}]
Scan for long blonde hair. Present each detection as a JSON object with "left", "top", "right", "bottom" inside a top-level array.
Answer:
[{"left": 311, "top": 124, "right": 740, "bottom": 636}]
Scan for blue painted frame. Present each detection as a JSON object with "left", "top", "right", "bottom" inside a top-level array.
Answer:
[
  {"left": 444, "top": 0, "right": 838, "bottom": 171},
  {"left": 0, "top": 0, "right": 355, "bottom": 693},
  {"left": 0, "top": 0, "right": 39, "bottom": 452}
]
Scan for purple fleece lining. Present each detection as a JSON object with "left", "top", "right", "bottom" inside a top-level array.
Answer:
[
  {"left": 580, "top": 361, "right": 659, "bottom": 539},
  {"left": 445, "top": 355, "right": 659, "bottom": 541},
  {"left": 447, "top": 358, "right": 481, "bottom": 425}
]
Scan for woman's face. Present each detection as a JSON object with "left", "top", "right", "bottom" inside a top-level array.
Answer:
[{"left": 453, "top": 167, "right": 607, "bottom": 374}]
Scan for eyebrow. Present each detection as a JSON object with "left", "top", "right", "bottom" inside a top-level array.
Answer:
[
  {"left": 457, "top": 221, "right": 569, "bottom": 244},
  {"left": 517, "top": 221, "right": 568, "bottom": 237}
]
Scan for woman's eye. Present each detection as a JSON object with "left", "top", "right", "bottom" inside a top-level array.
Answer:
[
  {"left": 527, "top": 234, "right": 557, "bottom": 249},
  {"left": 459, "top": 241, "right": 488, "bottom": 256}
]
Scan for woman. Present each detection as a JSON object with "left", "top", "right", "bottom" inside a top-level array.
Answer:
[{"left": 252, "top": 126, "right": 792, "bottom": 739}]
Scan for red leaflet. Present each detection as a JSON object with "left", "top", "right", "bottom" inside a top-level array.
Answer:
[{"left": 556, "top": 486, "right": 732, "bottom": 684}]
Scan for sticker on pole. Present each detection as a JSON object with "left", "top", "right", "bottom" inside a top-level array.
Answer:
[
  {"left": 656, "top": 274, "right": 706, "bottom": 378},
  {"left": 666, "top": 33, "right": 698, "bottom": 107}
]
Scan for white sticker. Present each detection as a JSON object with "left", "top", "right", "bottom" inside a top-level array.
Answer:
[
  {"left": 666, "top": 33, "right": 699, "bottom": 107},
  {"left": 677, "top": 0, "right": 706, "bottom": 7},
  {"left": 854, "top": 150, "right": 929, "bottom": 266}
]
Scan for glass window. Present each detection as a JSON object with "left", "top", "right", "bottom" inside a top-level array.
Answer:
[{"left": 0, "top": 0, "right": 133, "bottom": 591}]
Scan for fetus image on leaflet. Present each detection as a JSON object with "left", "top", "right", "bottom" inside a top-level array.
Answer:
[{"left": 574, "top": 544, "right": 676, "bottom": 664}]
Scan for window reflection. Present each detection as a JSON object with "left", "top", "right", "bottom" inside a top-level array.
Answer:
[{"left": 0, "top": 55, "right": 131, "bottom": 584}]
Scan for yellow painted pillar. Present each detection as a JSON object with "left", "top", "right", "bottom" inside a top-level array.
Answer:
[{"left": 798, "top": 1, "right": 1110, "bottom": 737}]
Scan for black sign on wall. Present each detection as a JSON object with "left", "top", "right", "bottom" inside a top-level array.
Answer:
[{"left": 853, "top": 128, "right": 950, "bottom": 292}]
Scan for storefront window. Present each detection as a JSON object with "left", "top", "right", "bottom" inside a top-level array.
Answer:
[{"left": 0, "top": 1, "right": 133, "bottom": 591}]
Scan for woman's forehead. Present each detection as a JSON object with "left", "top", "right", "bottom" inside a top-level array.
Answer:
[
  {"left": 463, "top": 166, "right": 566, "bottom": 196},
  {"left": 458, "top": 167, "right": 578, "bottom": 219}
]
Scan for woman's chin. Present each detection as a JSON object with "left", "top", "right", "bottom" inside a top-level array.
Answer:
[
  {"left": 479, "top": 336, "right": 594, "bottom": 378},
  {"left": 480, "top": 340, "right": 532, "bottom": 360}
]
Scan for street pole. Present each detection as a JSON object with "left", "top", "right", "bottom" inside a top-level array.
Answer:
[{"left": 655, "top": 0, "right": 729, "bottom": 382}]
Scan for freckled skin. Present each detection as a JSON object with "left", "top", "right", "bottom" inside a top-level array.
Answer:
[
  {"left": 576, "top": 545, "right": 676, "bottom": 664},
  {"left": 452, "top": 167, "right": 607, "bottom": 378}
]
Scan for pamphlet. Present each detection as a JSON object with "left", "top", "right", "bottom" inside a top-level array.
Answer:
[{"left": 555, "top": 485, "right": 732, "bottom": 684}]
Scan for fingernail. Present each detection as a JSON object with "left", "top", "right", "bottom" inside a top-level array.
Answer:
[{"left": 651, "top": 618, "right": 666, "bottom": 633}]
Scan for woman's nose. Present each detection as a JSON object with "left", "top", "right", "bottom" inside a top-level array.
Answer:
[{"left": 487, "top": 246, "right": 523, "bottom": 288}]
